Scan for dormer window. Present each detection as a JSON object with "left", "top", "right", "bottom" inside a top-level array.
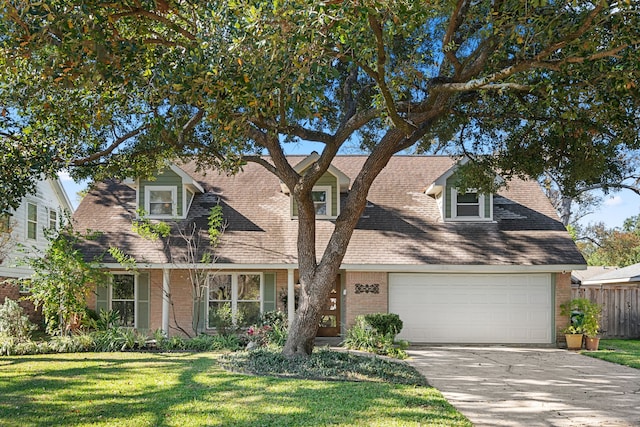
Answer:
[
  {"left": 145, "top": 186, "right": 177, "bottom": 217},
  {"left": 312, "top": 186, "right": 331, "bottom": 217},
  {"left": 450, "top": 188, "right": 492, "bottom": 221},
  {"left": 454, "top": 190, "right": 481, "bottom": 217}
]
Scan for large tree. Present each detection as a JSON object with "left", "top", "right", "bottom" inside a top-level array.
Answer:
[
  {"left": 1, "top": 1, "right": 639, "bottom": 355},
  {"left": 574, "top": 215, "right": 640, "bottom": 267}
]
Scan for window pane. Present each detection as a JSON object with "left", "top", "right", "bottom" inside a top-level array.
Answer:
[
  {"left": 457, "top": 205, "right": 480, "bottom": 216},
  {"left": 49, "top": 210, "right": 57, "bottom": 229},
  {"left": 312, "top": 190, "right": 327, "bottom": 215},
  {"left": 149, "top": 190, "right": 174, "bottom": 215},
  {"left": 312, "top": 191, "right": 326, "bottom": 202},
  {"left": 27, "top": 204, "right": 37, "bottom": 239},
  {"left": 319, "top": 315, "right": 337, "bottom": 328},
  {"left": 113, "top": 275, "right": 135, "bottom": 299},
  {"left": 237, "top": 274, "right": 260, "bottom": 301},
  {"left": 112, "top": 301, "right": 135, "bottom": 327},
  {"left": 27, "top": 222, "right": 37, "bottom": 240},
  {"left": 209, "top": 274, "right": 232, "bottom": 301},
  {"left": 27, "top": 203, "right": 37, "bottom": 221},
  {"left": 208, "top": 301, "right": 231, "bottom": 329},
  {"left": 150, "top": 190, "right": 173, "bottom": 203},
  {"left": 237, "top": 302, "right": 260, "bottom": 326},
  {"left": 149, "top": 203, "right": 173, "bottom": 215},
  {"left": 457, "top": 192, "right": 478, "bottom": 203}
]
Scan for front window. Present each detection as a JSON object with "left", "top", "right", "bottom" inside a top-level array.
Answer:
[
  {"left": 456, "top": 191, "right": 480, "bottom": 217},
  {"left": 208, "top": 273, "right": 262, "bottom": 329},
  {"left": 311, "top": 185, "right": 332, "bottom": 218},
  {"left": 237, "top": 274, "right": 261, "bottom": 326},
  {"left": 312, "top": 190, "right": 327, "bottom": 215},
  {"left": 112, "top": 274, "right": 135, "bottom": 327},
  {"left": 27, "top": 203, "right": 37, "bottom": 240},
  {"left": 144, "top": 186, "right": 177, "bottom": 217}
]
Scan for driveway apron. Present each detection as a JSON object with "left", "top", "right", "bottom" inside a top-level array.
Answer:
[{"left": 407, "top": 346, "right": 640, "bottom": 427}]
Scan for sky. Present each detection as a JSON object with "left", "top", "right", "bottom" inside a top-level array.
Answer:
[{"left": 57, "top": 157, "right": 640, "bottom": 230}]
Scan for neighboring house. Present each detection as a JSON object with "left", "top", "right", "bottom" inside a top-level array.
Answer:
[
  {"left": 73, "top": 155, "right": 586, "bottom": 345},
  {"left": 571, "top": 266, "right": 616, "bottom": 286},
  {"left": 0, "top": 178, "right": 74, "bottom": 323},
  {"left": 573, "top": 263, "right": 640, "bottom": 338}
]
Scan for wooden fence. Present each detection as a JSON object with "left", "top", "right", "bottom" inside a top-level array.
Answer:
[{"left": 572, "top": 285, "right": 640, "bottom": 339}]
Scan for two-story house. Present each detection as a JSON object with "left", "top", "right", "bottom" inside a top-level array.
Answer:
[{"left": 73, "top": 155, "right": 586, "bottom": 345}]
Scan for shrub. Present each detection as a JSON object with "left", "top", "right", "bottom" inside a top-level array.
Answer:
[
  {"left": 219, "top": 348, "right": 426, "bottom": 385},
  {"left": 344, "top": 314, "right": 408, "bottom": 359},
  {"left": 90, "top": 327, "right": 150, "bottom": 352},
  {"left": 209, "top": 303, "right": 244, "bottom": 336},
  {"left": 0, "top": 297, "right": 37, "bottom": 342},
  {"left": 364, "top": 313, "right": 403, "bottom": 337},
  {"left": 94, "top": 309, "right": 120, "bottom": 331},
  {"left": 246, "top": 310, "right": 289, "bottom": 349}
]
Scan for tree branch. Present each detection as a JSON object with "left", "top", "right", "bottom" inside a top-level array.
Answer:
[
  {"left": 110, "top": 8, "right": 196, "bottom": 41},
  {"left": 442, "top": 0, "right": 469, "bottom": 74},
  {"left": 533, "top": 3, "right": 604, "bottom": 62},
  {"left": 366, "top": 14, "right": 415, "bottom": 133},
  {"left": 67, "top": 124, "right": 150, "bottom": 166},
  {"left": 243, "top": 155, "right": 278, "bottom": 176},
  {"left": 177, "top": 109, "right": 205, "bottom": 146}
]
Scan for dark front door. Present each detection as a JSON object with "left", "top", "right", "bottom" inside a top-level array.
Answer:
[{"left": 317, "top": 277, "right": 341, "bottom": 337}]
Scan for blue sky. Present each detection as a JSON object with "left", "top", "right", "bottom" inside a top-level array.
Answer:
[{"left": 58, "top": 160, "right": 640, "bottom": 230}]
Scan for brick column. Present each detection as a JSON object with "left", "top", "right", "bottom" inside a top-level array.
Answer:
[{"left": 555, "top": 272, "right": 572, "bottom": 347}]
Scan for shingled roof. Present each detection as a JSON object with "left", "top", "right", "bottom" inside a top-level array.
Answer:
[{"left": 72, "top": 155, "right": 586, "bottom": 267}]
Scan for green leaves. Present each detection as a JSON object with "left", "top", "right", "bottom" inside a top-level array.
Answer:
[{"left": 22, "top": 220, "right": 109, "bottom": 335}]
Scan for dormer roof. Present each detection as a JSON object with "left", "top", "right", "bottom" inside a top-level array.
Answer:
[
  {"left": 123, "top": 163, "right": 204, "bottom": 194},
  {"left": 280, "top": 152, "right": 351, "bottom": 194}
]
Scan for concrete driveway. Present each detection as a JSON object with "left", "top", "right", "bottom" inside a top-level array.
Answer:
[{"left": 407, "top": 346, "right": 640, "bottom": 427}]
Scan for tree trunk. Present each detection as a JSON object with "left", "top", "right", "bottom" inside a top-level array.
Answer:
[
  {"left": 281, "top": 130, "right": 409, "bottom": 357},
  {"left": 559, "top": 196, "right": 572, "bottom": 227},
  {"left": 282, "top": 263, "right": 341, "bottom": 356}
]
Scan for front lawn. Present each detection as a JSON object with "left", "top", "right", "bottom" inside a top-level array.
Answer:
[
  {"left": 0, "top": 352, "right": 471, "bottom": 426},
  {"left": 582, "top": 339, "right": 640, "bottom": 369}
]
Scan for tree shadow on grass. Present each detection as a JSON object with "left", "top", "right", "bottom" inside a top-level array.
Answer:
[{"left": 0, "top": 352, "right": 471, "bottom": 426}]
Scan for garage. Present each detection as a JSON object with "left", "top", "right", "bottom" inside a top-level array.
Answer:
[{"left": 388, "top": 273, "right": 553, "bottom": 344}]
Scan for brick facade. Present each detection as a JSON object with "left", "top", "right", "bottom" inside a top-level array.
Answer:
[
  {"left": 0, "top": 279, "right": 43, "bottom": 327},
  {"left": 344, "top": 271, "right": 388, "bottom": 331},
  {"left": 84, "top": 269, "right": 574, "bottom": 346},
  {"left": 555, "top": 272, "right": 572, "bottom": 347}
]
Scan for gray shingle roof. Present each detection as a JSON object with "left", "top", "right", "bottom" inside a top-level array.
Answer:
[
  {"left": 581, "top": 263, "right": 640, "bottom": 284},
  {"left": 72, "top": 155, "right": 585, "bottom": 267}
]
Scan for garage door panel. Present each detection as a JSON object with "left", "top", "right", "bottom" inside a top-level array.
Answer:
[{"left": 389, "top": 273, "right": 552, "bottom": 344}]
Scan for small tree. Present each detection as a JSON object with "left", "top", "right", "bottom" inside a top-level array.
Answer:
[
  {"left": 22, "top": 221, "right": 108, "bottom": 335},
  {"left": 111, "top": 205, "right": 226, "bottom": 337}
]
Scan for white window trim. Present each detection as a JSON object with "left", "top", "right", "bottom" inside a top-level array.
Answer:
[
  {"left": 312, "top": 185, "right": 333, "bottom": 219},
  {"left": 206, "top": 272, "right": 263, "bottom": 329},
  {"left": 449, "top": 188, "right": 493, "bottom": 221},
  {"left": 26, "top": 202, "right": 38, "bottom": 240},
  {"left": 185, "top": 188, "right": 195, "bottom": 215},
  {"left": 109, "top": 272, "right": 138, "bottom": 328},
  {"left": 144, "top": 186, "right": 178, "bottom": 218},
  {"left": 47, "top": 207, "right": 58, "bottom": 230}
]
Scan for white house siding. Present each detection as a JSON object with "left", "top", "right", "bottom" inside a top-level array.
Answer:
[{"left": 0, "top": 179, "right": 72, "bottom": 279}]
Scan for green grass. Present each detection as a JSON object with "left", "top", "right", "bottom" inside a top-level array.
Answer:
[
  {"left": 582, "top": 339, "right": 640, "bottom": 369},
  {"left": 0, "top": 352, "right": 471, "bottom": 426}
]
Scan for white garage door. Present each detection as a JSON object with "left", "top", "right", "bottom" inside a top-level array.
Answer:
[{"left": 389, "top": 273, "right": 553, "bottom": 344}]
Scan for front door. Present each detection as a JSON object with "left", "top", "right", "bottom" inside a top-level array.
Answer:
[{"left": 317, "top": 277, "right": 341, "bottom": 337}]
